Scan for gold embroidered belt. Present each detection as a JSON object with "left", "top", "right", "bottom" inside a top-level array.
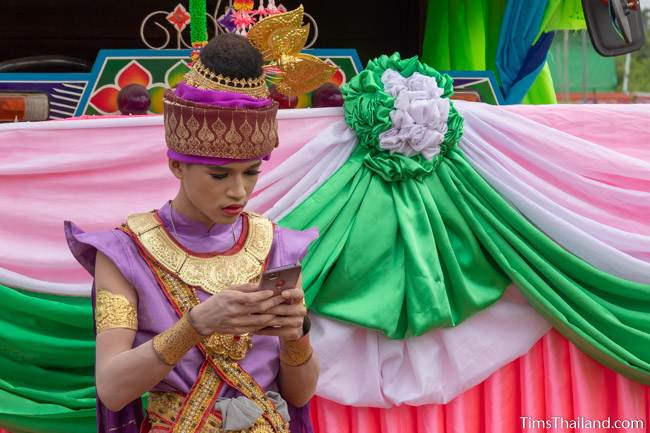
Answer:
[{"left": 148, "top": 391, "right": 276, "bottom": 433}]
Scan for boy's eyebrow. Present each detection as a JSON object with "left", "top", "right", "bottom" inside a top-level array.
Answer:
[{"left": 207, "top": 162, "right": 262, "bottom": 171}]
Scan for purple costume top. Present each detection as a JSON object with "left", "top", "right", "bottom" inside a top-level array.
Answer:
[{"left": 65, "top": 201, "right": 318, "bottom": 433}]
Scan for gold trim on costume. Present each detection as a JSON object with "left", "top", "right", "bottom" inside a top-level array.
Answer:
[
  {"left": 125, "top": 211, "right": 274, "bottom": 295},
  {"left": 122, "top": 211, "right": 287, "bottom": 433},
  {"left": 149, "top": 390, "right": 223, "bottom": 433},
  {"left": 279, "top": 335, "right": 313, "bottom": 367},
  {"left": 163, "top": 91, "right": 279, "bottom": 160},
  {"left": 173, "top": 366, "right": 223, "bottom": 433},
  {"left": 152, "top": 313, "right": 202, "bottom": 366},
  {"left": 184, "top": 59, "right": 270, "bottom": 99},
  {"left": 95, "top": 289, "right": 137, "bottom": 333},
  {"left": 150, "top": 390, "right": 279, "bottom": 433},
  {"left": 158, "top": 270, "right": 253, "bottom": 362}
]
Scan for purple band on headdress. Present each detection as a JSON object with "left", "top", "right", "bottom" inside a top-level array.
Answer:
[
  {"left": 167, "top": 149, "right": 271, "bottom": 166},
  {"left": 175, "top": 82, "right": 272, "bottom": 109}
]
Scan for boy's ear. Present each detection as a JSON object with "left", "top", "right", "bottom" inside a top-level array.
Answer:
[{"left": 168, "top": 159, "right": 184, "bottom": 180}]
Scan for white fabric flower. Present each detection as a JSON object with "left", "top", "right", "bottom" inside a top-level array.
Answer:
[{"left": 379, "top": 69, "right": 450, "bottom": 160}]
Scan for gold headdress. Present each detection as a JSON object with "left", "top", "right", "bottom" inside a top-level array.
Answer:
[
  {"left": 165, "top": 4, "right": 335, "bottom": 164},
  {"left": 184, "top": 5, "right": 336, "bottom": 98}
]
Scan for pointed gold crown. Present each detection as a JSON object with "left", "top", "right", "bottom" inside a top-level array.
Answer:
[{"left": 184, "top": 5, "right": 336, "bottom": 99}]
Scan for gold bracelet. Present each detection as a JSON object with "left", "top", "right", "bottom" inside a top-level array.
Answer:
[
  {"left": 95, "top": 289, "right": 138, "bottom": 333},
  {"left": 152, "top": 313, "right": 202, "bottom": 366},
  {"left": 279, "top": 334, "right": 313, "bottom": 367}
]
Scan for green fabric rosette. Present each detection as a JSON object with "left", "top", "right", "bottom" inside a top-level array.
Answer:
[{"left": 341, "top": 53, "right": 463, "bottom": 181}]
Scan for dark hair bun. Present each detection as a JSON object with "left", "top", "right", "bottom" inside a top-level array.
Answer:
[{"left": 199, "top": 33, "right": 264, "bottom": 79}]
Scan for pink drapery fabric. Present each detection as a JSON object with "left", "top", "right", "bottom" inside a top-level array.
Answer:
[
  {"left": 1, "top": 105, "right": 648, "bottom": 285},
  {"left": 310, "top": 329, "right": 650, "bottom": 433},
  {"left": 491, "top": 104, "right": 650, "bottom": 234}
]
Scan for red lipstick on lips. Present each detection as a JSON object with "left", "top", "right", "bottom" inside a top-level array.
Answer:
[{"left": 221, "top": 204, "right": 244, "bottom": 216}]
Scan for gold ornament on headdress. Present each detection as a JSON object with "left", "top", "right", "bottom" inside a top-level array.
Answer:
[
  {"left": 184, "top": 60, "right": 270, "bottom": 98},
  {"left": 248, "top": 5, "right": 337, "bottom": 97}
]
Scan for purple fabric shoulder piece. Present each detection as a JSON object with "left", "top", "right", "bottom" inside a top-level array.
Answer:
[
  {"left": 64, "top": 221, "right": 138, "bottom": 287},
  {"left": 174, "top": 81, "right": 272, "bottom": 109},
  {"left": 267, "top": 225, "right": 319, "bottom": 270}
]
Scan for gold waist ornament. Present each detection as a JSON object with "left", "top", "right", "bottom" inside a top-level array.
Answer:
[{"left": 148, "top": 392, "right": 276, "bottom": 433}]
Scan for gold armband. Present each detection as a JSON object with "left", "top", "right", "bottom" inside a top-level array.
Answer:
[
  {"left": 152, "top": 314, "right": 202, "bottom": 366},
  {"left": 95, "top": 289, "right": 138, "bottom": 333},
  {"left": 279, "top": 335, "right": 314, "bottom": 367}
]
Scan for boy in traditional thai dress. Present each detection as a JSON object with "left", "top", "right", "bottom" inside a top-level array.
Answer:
[{"left": 65, "top": 30, "right": 325, "bottom": 433}]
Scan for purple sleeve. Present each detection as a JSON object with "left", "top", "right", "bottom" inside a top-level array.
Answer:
[
  {"left": 63, "top": 220, "right": 138, "bottom": 288},
  {"left": 266, "top": 225, "right": 319, "bottom": 270}
]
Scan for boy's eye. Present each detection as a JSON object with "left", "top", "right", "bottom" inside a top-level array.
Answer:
[{"left": 210, "top": 170, "right": 260, "bottom": 179}]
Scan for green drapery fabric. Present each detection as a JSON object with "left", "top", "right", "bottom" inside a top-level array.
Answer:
[
  {"left": 282, "top": 148, "right": 650, "bottom": 382},
  {"left": 0, "top": 284, "right": 95, "bottom": 433},
  {"left": 421, "top": 0, "right": 586, "bottom": 105},
  {"left": 281, "top": 147, "right": 509, "bottom": 338}
]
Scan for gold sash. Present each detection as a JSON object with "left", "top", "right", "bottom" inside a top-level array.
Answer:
[{"left": 122, "top": 211, "right": 288, "bottom": 433}]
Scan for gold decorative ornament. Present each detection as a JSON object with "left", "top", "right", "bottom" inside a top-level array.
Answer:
[
  {"left": 184, "top": 59, "right": 270, "bottom": 99},
  {"left": 248, "top": 5, "right": 337, "bottom": 97},
  {"left": 157, "top": 269, "right": 254, "bottom": 362},
  {"left": 95, "top": 289, "right": 138, "bottom": 333},
  {"left": 152, "top": 313, "right": 203, "bottom": 366},
  {"left": 169, "top": 365, "right": 223, "bottom": 433},
  {"left": 149, "top": 390, "right": 277, "bottom": 433},
  {"left": 279, "top": 334, "right": 314, "bottom": 367},
  {"left": 124, "top": 211, "right": 273, "bottom": 295},
  {"left": 149, "top": 390, "right": 223, "bottom": 433}
]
